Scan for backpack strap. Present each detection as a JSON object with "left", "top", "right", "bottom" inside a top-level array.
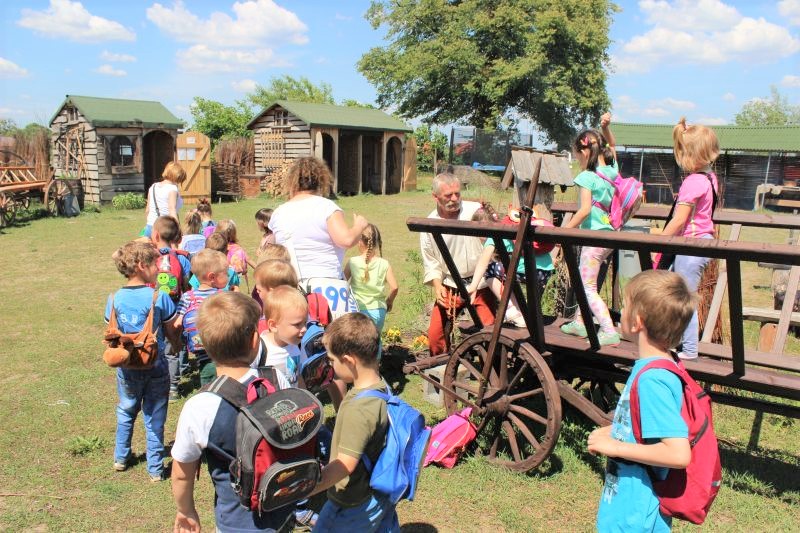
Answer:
[
  {"left": 206, "top": 375, "right": 248, "bottom": 409},
  {"left": 354, "top": 387, "right": 392, "bottom": 473},
  {"left": 107, "top": 294, "right": 118, "bottom": 329},
  {"left": 592, "top": 170, "right": 617, "bottom": 213},
  {"left": 150, "top": 184, "right": 161, "bottom": 217},
  {"left": 628, "top": 356, "right": 691, "bottom": 444},
  {"left": 141, "top": 291, "right": 159, "bottom": 336}
]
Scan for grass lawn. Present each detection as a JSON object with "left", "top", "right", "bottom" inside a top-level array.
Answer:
[{"left": 0, "top": 181, "right": 798, "bottom": 532}]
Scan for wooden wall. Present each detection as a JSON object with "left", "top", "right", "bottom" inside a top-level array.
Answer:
[
  {"left": 251, "top": 106, "right": 312, "bottom": 174},
  {"left": 50, "top": 106, "right": 101, "bottom": 202}
]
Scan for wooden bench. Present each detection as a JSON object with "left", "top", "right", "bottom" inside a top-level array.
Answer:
[
  {"left": 742, "top": 306, "right": 800, "bottom": 326},
  {"left": 215, "top": 191, "right": 240, "bottom": 203}
]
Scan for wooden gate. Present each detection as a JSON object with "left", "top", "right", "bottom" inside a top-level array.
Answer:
[{"left": 176, "top": 131, "right": 211, "bottom": 202}]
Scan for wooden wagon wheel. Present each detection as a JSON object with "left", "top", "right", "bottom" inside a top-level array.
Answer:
[
  {"left": 0, "top": 193, "right": 17, "bottom": 228},
  {"left": 442, "top": 331, "right": 562, "bottom": 472},
  {"left": 571, "top": 378, "right": 620, "bottom": 414},
  {"left": 45, "top": 179, "right": 72, "bottom": 216}
]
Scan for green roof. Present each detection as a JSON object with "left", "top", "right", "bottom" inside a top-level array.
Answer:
[
  {"left": 50, "top": 95, "right": 183, "bottom": 129},
  {"left": 247, "top": 100, "right": 412, "bottom": 132},
  {"left": 613, "top": 122, "right": 800, "bottom": 153}
]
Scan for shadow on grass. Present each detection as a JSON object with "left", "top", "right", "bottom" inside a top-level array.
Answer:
[
  {"left": 382, "top": 344, "right": 414, "bottom": 394},
  {"left": 402, "top": 523, "right": 438, "bottom": 532},
  {"left": 720, "top": 440, "right": 800, "bottom": 504}
]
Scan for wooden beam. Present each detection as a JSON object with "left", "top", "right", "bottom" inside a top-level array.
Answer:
[
  {"left": 772, "top": 236, "right": 800, "bottom": 353},
  {"left": 701, "top": 223, "right": 742, "bottom": 343}
]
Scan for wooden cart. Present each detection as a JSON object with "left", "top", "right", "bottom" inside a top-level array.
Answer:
[
  {"left": 0, "top": 152, "right": 74, "bottom": 227},
  {"left": 406, "top": 158, "right": 800, "bottom": 473}
]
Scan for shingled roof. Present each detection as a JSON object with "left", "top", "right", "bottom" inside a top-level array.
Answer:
[
  {"left": 613, "top": 123, "right": 800, "bottom": 153},
  {"left": 50, "top": 95, "right": 183, "bottom": 129},
  {"left": 247, "top": 100, "right": 412, "bottom": 132}
]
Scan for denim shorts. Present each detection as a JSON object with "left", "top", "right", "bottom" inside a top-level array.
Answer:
[{"left": 313, "top": 493, "right": 399, "bottom": 533}]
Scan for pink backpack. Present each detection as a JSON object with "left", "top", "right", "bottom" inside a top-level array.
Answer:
[
  {"left": 629, "top": 358, "right": 722, "bottom": 524},
  {"left": 423, "top": 407, "right": 477, "bottom": 468},
  {"left": 592, "top": 171, "right": 644, "bottom": 230}
]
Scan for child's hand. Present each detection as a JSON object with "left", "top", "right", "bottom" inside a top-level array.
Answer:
[
  {"left": 465, "top": 283, "right": 478, "bottom": 304},
  {"left": 174, "top": 510, "right": 201, "bottom": 532},
  {"left": 587, "top": 425, "right": 618, "bottom": 457},
  {"left": 600, "top": 112, "right": 612, "bottom": 128}
]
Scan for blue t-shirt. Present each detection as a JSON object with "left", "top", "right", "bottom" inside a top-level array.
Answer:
[
  {"left": 104, "top": 286, "right": 176, "bottom": 374},
  {"left": 597, "top": 357, "right": 688, "bottom": 533},
  {"left": 573, "top": 160, "right": 619, "bottom": 231},
  {"left": 188, "top": 267, "right": 240, "bottom": 291}
]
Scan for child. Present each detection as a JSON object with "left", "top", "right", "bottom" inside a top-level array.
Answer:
[
  {"left": 174, "top": 249, "right": 230, "bottom": 385},
  {"left": 260, "top": 285, "right": 308, "bottom": 386},
  {"left": 171, "top": 292, "right": 292, "bottom": 532},
  {"left": 187, "top": 233, "right": 241, "bottom": 292},
  {"left": 196, "top": 197, "right": 216, "bottom": 238},
  {"left": 345, "top": 224, "right": 398, "bottom": 359},
  {"left": 216, "top": 219, "right": 255, "bottom": 288},
  {"left": 309, "top": 313, "right": 397, "bottom": 532},
  {"left": 587, "top": 270, "right": 694, "bottom": 532},
  {"left": 657, "top": 118, "right": 720, "bottom": 360},
  {"left": 560, "top": 112, "right": 621, "bottom": 346},
  {"left": 253, "top": 257, "right": 298, "bottom": 319},
  {"left": 105, "top": 240, "right": 178, "bottom": 482},
  {"left": 179, "top": 210, "right": 206, "bottom": 256},
  {"left": 255, "top": 208, "right": 276, "bottom": 262}
]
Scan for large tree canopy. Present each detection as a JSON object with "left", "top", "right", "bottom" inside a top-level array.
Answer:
[
  {"left": 190, "top": 97, "right": 253, "bottom": 140},
  {"left": 358, "top": 0, "right": 615, "bottom": 147},
  {"left": 734, "top": 86, "right": 800, "bottom": 126},
  {"left": 246, "top": 75, "right": 335, "bottom": 110}
]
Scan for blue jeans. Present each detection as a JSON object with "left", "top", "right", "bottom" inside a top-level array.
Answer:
[
  {"left": 165, "top": 339, "right": 188, "bottom": 391},
  {"left": 313, "top": 493, "right": 399, "bottom": 533},
  {"left": 115, "top": 366, "right": 170, "bottom": 477},
  {"left": 360, "top": 307, "right": 387, "bottom": 360},
  {"left": 673, "top": 238, "right": 712, "bottom": 357}
]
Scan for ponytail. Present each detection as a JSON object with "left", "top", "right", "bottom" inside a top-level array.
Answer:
[
  {"left": 573, "top": 129, "right": 614, "bottom": 171},
  {"left": 360, "top": 224, "right": 384, "bottom": 283}
]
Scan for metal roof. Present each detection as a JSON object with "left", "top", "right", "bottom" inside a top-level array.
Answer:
[
  {"left": 49, "top": 95, "right": 184, "bottom": 129},
  {"left": 613, "top": 122, "right": 800, "bottom": 153},
  {"left": 247, "top": 100, "right": 412, "bottom": 132},
  {"left": 501, "top": 147, "right": 574, "bottom": 187}
]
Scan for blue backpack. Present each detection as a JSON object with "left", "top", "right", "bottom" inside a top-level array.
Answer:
[
  {"left": 356, "top": 387, "right": 432, "bottom": 504},
  {"left": 182, "top": 289, "right": 220, "bottom": 354},
  {"left": 299, "top": 322, "right": 334, "bottom": 394}
]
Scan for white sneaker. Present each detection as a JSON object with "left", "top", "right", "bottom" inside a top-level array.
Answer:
[{"left": 677, "top": 351, "right": 698, "bottom": 360}]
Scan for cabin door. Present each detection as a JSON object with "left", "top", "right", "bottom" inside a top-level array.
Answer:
[{"left": 176, "top": 131, "right": 211, "bottom": 202}]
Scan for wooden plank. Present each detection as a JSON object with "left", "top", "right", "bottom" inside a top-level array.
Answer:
[
  {"left": 772, "top": 235, "right": 800, "bottom": 353},
  {"left": 701, "top": 223, "right": 741, "bottom": 343},
  {"left": 557, "top": 380, "right": 612, "bottom": 426},
  {"left": 697, "top": 340, "right": 800, "bottom": 372},
  {"left": 742, "top": 306, "right": 800, "bottom": 325},
  {"left": 727, "top": 260, "right": 745, "bottom": 375}
]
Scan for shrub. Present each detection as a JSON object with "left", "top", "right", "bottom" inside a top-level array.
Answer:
[{"left": 112, "top": 192, "right": 146, "bottom": 210}]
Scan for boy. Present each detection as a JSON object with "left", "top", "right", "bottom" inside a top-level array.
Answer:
[
  {"left": 105, "top": 240, "right": 178, "bottom": 481},
  {"left": 188, "top": 232, "right": 241, "bottom": 292},
  {"left": 171, "top": 292, "right": 291, "bottom": 532},
  {"left": 261, "top": 285, "right": 307, "bottom": 386},
  {"left": 587, "top": 270, "right": 694, "bottom": 532},
  {"left": 309, "top": 313, "right": 397, "bottom": 533},
  {"left": 151, "top": 215, "right": 192, "bottom": 401},
  {"left": 174, "top": 249, "right": 229, "bottom": 386},
  {"left": 253, "top": 258, "right": 298, "bottom": 317}
]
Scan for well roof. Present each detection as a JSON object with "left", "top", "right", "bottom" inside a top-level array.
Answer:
[
  {"left": 247, "top": 100, "right": 412, "bottom": 132},
  {"left": 613, "top": 122, "right": 800, "bottom": 153},
  {"left": 50, "top": 95, "right": 183, "bottom": 129}
]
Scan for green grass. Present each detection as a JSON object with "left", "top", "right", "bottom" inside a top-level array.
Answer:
[{"left": 0, "top": 183, "right": 798, "bottom": 531}]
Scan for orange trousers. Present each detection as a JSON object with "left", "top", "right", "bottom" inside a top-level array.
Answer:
[{"left": 427, "top": 287, "right": 496, "bottom": 356}]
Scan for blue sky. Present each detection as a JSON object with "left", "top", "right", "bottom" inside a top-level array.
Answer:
[{"left": 1, "top": 0, "right": 799, "bottom": 142}]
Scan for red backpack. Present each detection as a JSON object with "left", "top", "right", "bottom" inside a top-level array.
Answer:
[
  {"left": 149, "top": 249, "right": 187, "bottom": 301},
  {"left": 592, "top": 171, "right": 644, "bottom": 230},
  {"left": 629, "top": 358, "right": 722, "bottom": 525}
]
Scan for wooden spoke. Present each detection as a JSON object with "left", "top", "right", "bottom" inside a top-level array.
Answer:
[
  {"left": 508, "top": 412, "right": 542, "bottom": 451},
  {"left": 502, "top": 421, "right": 522, "bottom": 463},
  {"left": 509, "top": 404, "right": 549, "bottom": 426},
  {"left": 507, "top": 387, "right": 544, "bottom": 402}
]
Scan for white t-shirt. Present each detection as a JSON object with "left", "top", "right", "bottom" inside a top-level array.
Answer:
[
  {"left": 259, "top": 333, "right": 306, "bottom": 385},
  {"left": 268, "top": 195, "right": 344, "bottom": 279},
  {"left": 146, "top": 181, "right": 183, "bottom": 226},
  {"left": 171, "top": 367, "right": 290, "bottom": 463}
]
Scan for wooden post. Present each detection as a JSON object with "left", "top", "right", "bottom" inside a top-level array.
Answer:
[
  {"left": 403, "top": 136, "right": 417, "bottom": 192},
  {"left": 357, "top": 135, "right": 363, "bottom": 195},
  {"left": 381, "top": 134, "right": 387, "bottom": 195}
]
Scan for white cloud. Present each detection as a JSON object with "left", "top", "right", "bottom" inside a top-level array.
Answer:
[
  {"left": 334, "top": 13, "right": 352, "bottom": 21},
  {"left": 95, "top": 64, "right": 127, "bottom": 77},
  {"left": 782, "top": 75, "right": 800, "bottom": 88},
  {"left": 613, "top": 1, "right": 799, "bottom": 74},
  {"left": 0, "top": 107, "right": 27, "bottom": 116},
  {"left": 100, "top": 50, "right": 136, "bottom": 63},
  {"left": 0, "top": 57, "right": 29, "bottom": 79},
  {"left": 613, "top": 95, "right": 696, "bottom": 120},
  {"left": 779, "top": 0, "right": 800, "bottom": 25},
  {"left": 176, "top": 45, "right": 287, "bottom": 73},
  {"left": 722, "top": 92, "right": 736, "bottom": 101},
  {"left": 695, "top": 116, "right": 728, "bottom": 125},
  {"left": 18, "top": 0, "right": 135, "bottom": 42},
  {"left": 231, "top": 78, "right": 258, "bottom": 92},
  {"left": 643, "top": 107, "right": 670, "bottom": 117},
  {"left": 146, "top": 0, "right": 307, "bottom": 47},
  {"left": 657, "top": 97, "right": 696, "bottom": 110}
]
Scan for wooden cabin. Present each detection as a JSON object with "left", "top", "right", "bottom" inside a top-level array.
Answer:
[
  {"left": 49, "top": 95, "right": 184, "bottom": 204},
  {"left": 247, "top": 100, "right": 413, "bottom": 195}
]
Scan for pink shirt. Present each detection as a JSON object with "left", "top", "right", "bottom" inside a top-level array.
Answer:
[{"left": 676, "top": 172, "right": 718, "bottom": 238}]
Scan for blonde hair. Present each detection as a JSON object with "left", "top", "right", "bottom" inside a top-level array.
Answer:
[
  {"left": 112, "top": 240, "right": 159, "bottom": 278},
  {"left": 257, "top": 243, "right": 291, "bottom": 264},
  {"left": 198, "top": 292, "right": 260, "bottom": 365},
  {"left": 285, "top": 157, "right": 332, "bottom": 197},
  {"left": 262, "top": 285, "right": 308, "bottom": 322},
  {"left": 255, "top": 259, "right": 298, "bottom": 290},
  {"left": 184, "top": 210, "right": 202, "bottom": 235},
  {"left": 162, "top": 161, "right": 186, "bottom": 184},
  {"left": 673, "top": 117, "right": 720, "bottom": 173},
  {"left": 153, "top": 215, "right": 181, "bottom": 245},
  {"left": 215, "top": 219, "right": 239, "bottom": 244},
  {"left": 624, "top": 270, "right": 697, "bottom": 350},
  {"left": 323, "top": 313, "right": 379, "bottom": 368},
  {"left": 205, "top": 232, "right": 228, "bottom": 254},
  {"left": 360, "top": 223, "right": 383, "bottom": 282},
  {"left": 191, "top": 249, "right": 228, "bottom": 282}
]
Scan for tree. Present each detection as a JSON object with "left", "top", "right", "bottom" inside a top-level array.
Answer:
[
  {"left": 358, "top": 0, "right": 615, "bottom": 148},
  {"left": 340, "top": 98, "right": 376, "bottom": 109},
  {"left": 190, "top": 97, "right": 253, "bottom": 141},
  {"left": 412, "top": 124, "right": 448, "bottom": 172},
  {"left": 0, "top": 118, "right": 17, "bottom": 136},
  {"left": 734, "top": 86, "right": 800, "bottom": 126},
  {"left": 246, "top": 75, "right": 335, "bottom": 111}
]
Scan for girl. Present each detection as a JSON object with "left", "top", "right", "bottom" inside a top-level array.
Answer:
[
  {"left": 196, "top": 198, "right": 216, "bottom": 238},
  {"left": 345, "top": 224, "right": 399, "bottom": 358},
  {"left": 560, "top": 112, "right": 620, "bottom": 346},
  {"left": 179, "top": 210, "right": 206, "bottom": 256},
  {"left": 143, "top": 162, "right": 185, "bottom": 237},
  {"left": 658, "top": 117, "right": 720, "bottom": 360},
  {"left": 254, "top": 208, "right": 276, "bottom": 262},
  {"left": 215, "top": 219, "right": 255, "bottom": 288}
]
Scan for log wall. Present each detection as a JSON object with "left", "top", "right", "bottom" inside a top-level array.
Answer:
[{"left": 252, "top": 107, "right": 312, "bottom": 174}]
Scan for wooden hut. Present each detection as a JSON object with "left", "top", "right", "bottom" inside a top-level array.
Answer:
[
  {"left": 247, "top": 100, "right": 413, "bottom": 195},
  {"left": 49, "top": 95, "right": 183, "bottom": 204},
  {"left": 501, "top": 147, "right": 574, "bottom": 220}
]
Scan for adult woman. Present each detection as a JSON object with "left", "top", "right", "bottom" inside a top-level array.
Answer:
[{"left": 143, "top": 161, "right": 186, "bottom": 237}]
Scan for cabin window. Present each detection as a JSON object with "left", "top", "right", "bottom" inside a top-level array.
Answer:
[
  {"left": 110, "top": 136, "right": 135, "bottom": 167},
  {"left": 67, "top": 106, "right": 78, "bottom": 122},
  {"left": 274, "top": 110, "right": 289, "bottom": 127}
]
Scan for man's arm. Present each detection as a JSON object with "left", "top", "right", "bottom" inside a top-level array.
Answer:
[
  {"left": 420, "top": 232, "right": 448, "bottom": 306},
  {"left": 309, "top": 452, "right": 360, "bottom": 496},
  {"left": 172, "top": 459, "right": 201, "bottom": 533}
]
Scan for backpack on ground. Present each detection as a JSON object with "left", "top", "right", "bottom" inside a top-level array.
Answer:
[
  {"left": 356, "top": 386, "right": 432, "bottom": 504},
  {"left": 593, "top": 171, "right": 644, "bottom": 230},
  {"left": 103, "top": 292, "right": 159, "bottom": 370},
  {"left": 208, "top": 374, "right": 324, "bottom": 513},
  {"left": 151, "top": 249, "right": 187, "bottom": 300},
  {"left": 423, "top": 407, "right": 477, "bottom": 468},
  {"left": 629, "top": 357, "right": 722, "bottom": 525},
  {"left": 299, "top": 322, "right": 334, "bottom": 394},
  {"left": 182, "top": 290, "right": 221, "bottom": 354}
]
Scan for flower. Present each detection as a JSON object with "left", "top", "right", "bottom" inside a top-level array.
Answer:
[{"left": 382, "top": 328, "right": 402, "bottom": 345}]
